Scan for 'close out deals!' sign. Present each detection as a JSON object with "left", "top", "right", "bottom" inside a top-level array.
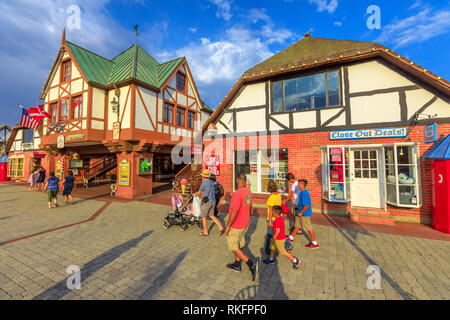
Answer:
[
  {"left": 205, "top": 156, "right": 220, "bottom": 176},
  {"left": 329, "top": 127, "right": 408, "bottom": 140}
]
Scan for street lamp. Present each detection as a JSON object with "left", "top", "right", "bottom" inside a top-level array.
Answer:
[{"left": 110, "top": 97, "right": 119, "bottom": 114}]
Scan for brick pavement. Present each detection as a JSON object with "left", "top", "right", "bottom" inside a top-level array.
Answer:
[{"left": 0, "top": 184, "right": 449, "bottom": 300}]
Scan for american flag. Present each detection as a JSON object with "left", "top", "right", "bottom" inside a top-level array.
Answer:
[
  {"left": 26, "top": 105, "right": 51, "bottom": 121},
  {"left": 19, "top": 108, "right": 39, "bottom": 130}
]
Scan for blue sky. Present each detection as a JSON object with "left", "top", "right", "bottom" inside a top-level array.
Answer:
[{"left": 0, "top": 0, "right": 449, "bottom": 127}]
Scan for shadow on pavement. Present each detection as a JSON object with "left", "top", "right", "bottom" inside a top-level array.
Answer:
[{"left": 32, "top": 230, "right": 153, "bottom": 300}]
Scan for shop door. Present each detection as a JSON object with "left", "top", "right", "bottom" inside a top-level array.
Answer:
[{"left": 350, "top": 149, "right": 382, "bottom": 208}]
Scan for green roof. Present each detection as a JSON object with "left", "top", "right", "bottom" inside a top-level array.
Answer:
[
  {"left": 201, "top": 100, "right": 213, "bottom": 113},
  {"left": 244, "top": 36, "right": 383, "bottom": 77},
  {"left": 66, "top": 41, "right": 184, "bottom": 88}
]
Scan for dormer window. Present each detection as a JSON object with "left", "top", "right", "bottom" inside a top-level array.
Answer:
[
  {"left": 176, "top": 71, "right": 186, "bottom": 93},
  {"left": 61, "top": 60, "right": 71, "bottom": 82},
  {"left": 272, "top": 70, "right": 341, "bottom": 113}
]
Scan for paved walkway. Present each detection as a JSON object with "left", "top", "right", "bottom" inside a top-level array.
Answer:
[{"left": 0, "top": 184, "right": 449, "bottom": 300}]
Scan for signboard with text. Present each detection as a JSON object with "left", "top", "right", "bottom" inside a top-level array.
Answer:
[
  {"left": 424, "top": 123, "right": 437, "bottom": 143},
  {"left": 329, "top": 127, "right": 408, "bottom": 140},
  {"left": 118, "top": 159, "right": 130, "bottom": 186},
  {"left": 205, "top": 155, "right": 220, "bottom": 176}
]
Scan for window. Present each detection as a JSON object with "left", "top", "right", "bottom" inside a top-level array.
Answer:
[
  {"left": 50, "top": 103, "right": 58, "bottom": 123},
  {"left": 384, "top": 144, "right": 420, "bottom": 207},
  {"left": 187, "top": 111, "right": 195, "bottom": 129},
  {"left": 272, "top": 70, "right": 341, "bottom": 113},
  {"left": 321, "top": 147, "right": 350, "bottom": 202},
  {"left": 234, "top": 149, "right": 289, "bottom": 193},
  {"left": 164, "top": 103, "right": 173, "bottom": 124},
  {"left": 176, "top": 72, "right": 186, "bottom": 92},
  {"left": 60, "top": 99, "right": 69, "bottom": 121},
  {"left": 177, "top": 107, "right": 185, "bottom": 127},
  {"left": 61, "top": 60, "right": 71, "bottom": 82},
  {"left": 23, "top": 129, "right": 33, "bottom": 143},
  {"left": 72, "top": 96, "right": 82, "bottom": 119}
]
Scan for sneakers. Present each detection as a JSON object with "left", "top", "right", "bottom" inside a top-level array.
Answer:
[
  {"left": 305, "top": 243, "right": 319, "bottom": 249},
  {"left": 287, "top": 235, "right": 294, "bottom": 242},
  {"left": 226, "top": 263, "right": 242, "bottom": 272},
  {"left": 250, "top": 261, "right": 259, "bottom": 282},
  {"left": 262, "top": 258, "right": 276, "bottom": 265},
  {"left": 297, "top": 229, "right": 303, "bottom": 234}
]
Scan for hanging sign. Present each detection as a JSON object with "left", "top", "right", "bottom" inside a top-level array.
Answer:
[
  {"left": 118, "top": 159, "right": 130, "bottom": 186},
  {"left": 113, "top": 122, "right": 121, "bottom": 140},
  {"left": 57, "top": 135, "right": 65, "bottom": 148},
  {"left": 329, "top": 127, "right": 408, "bottom": 140},
  {"left": 205, "top": 155, "right": 220, "bottom": 176},
  {"left": 424, "top": 123, "right": 437, "bottom": 143}
]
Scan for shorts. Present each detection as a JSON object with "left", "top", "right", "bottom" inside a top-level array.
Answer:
[
  {"left": 299, "top": 216, "right": 313, "bottom": 232},
  {"left": 47, "top": 190, "right": 58, "bottom": 202},
  {"left": 200, "top": 201, "right": 215, "bottom": 218},
  {"left": 294, "top": 215, "right": 302, "bottom": 228},
  {"left": 270, "top": 238, "right": 288, "bottom": 255},
  {"left": 226, "top": 227, "right": 248, "bottom": 251}
]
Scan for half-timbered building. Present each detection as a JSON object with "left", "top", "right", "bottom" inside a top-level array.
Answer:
[
  {"left": 201, "top": 35, "right": 450, "bottom": 225},
  {"left": 38, "top": 30, "right": 209, "bottom": 198}
]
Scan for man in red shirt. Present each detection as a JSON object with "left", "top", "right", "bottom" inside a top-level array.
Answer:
[
  {"left": 263, "top": 205, "right": 302, "bottom": 269},
  {"left": 224, "top": 174, "right": 258, "bottom": 281}
]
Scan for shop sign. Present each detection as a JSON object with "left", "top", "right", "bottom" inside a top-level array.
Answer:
[
  {"left": 205, "top": 155, "right": 220, "bottom": 176},
  {"left": 66, "top": 134, "right": 85, "bottom": 141},
  {"left": 57, "top": 135, "right": 65, "bottom": 148},
  {"left": 33, "top": 152, "right": 46, "bottom": 159},
  {"left": 118, "top": 159, "right": 130, "bottom": 186},
  {"left": 113, "top": 122, "right": 121, "bottom": 140},
  {"left": 329, "top": 127, "right": 408, "bottom": 140},
  {"left": 191, "top": 145, "right": 202, "bottom": 155},
  {"left": 424, "top": 123, "right": 437, "bottom": 143}
]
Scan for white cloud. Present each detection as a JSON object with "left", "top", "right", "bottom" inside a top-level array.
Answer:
[
  {"left": 376, "top": 5, "right": 450, "bottom": 48},
  {"left": 189, "top": 27, "right": 197, "bottom": 33},
  {"left": 308, "top": 0, "right": 338, "bottom": 14},
  {"left": 334, "top": 21, "right": 342, "bottom": 27},
  {"left": 208, "top": 0, "right": 233, "bottom": 21}
]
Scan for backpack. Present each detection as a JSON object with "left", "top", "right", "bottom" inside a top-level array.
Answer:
[{"left": 214, "top": 182, "right": 224, "bottom": 199}]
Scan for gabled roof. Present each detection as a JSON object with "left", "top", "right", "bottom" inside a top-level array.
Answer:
[
  {"left": 244, "top": 37, "right": 382, "bottom": 77},
  {"left": 204, "top": 36, "right": 450, "bottom": 132},
  {"left": 424, "top": 134, "right": 450, "bottom": 160},
  {"left": 41, "top": 38, "right": 185, "bottom": 97}
]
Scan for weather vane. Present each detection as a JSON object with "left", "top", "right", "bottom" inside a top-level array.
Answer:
[{"left": 133, "top": 24, "right": 140, "bottom": 44}]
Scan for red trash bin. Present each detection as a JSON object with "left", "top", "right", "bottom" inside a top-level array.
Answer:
[
  {"left": 430, "top": 160, "right": 450, "bottom": 234},
  {"left": 425, "top": 134, "right": 450, "bottom": 234},
  {"left": 0, "top": 162, "right": 11, "bottom": 182}
]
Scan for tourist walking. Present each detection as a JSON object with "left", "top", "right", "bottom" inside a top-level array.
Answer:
[
  {"left": 264, "top": 181, "right": 293, "bottom": 255},
  {"left": 295, "top": 179, "right": 319, "bottom": 249},
  {"left": 225, "top": 174, "right": 258, "bottom": 281},
  {"left": 263, "top": 205, "right": 302, "bottom": 269},
  {"left": 194, "top": 169, "right": 224, "bottom": 236},
  {"left": 209, "top": 174, "right": 224, "bottom": 218},
  {"left": 37, "top": 167, "right": 46, "bottom": 191},
  {"left": 283, "top": 173, "right": 303, "bottom": 242},
  {"left": 44, "top": 171, "right": 60, "bottom": 209},
  {"left": 62, "top": 170, "right": 75, "bottom": 205},
  {"left": 28, "top": 169, "right": 37, "bottom": 191}
]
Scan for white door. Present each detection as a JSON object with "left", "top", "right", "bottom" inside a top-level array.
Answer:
[{"left": 350, "top": 149, "right": 381, "bottom": 208}]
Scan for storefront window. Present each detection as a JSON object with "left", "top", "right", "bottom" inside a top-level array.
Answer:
[
  {"left": 384, "top": 144, "right": 420, "bottom": 207},
  {"left": 234, "top": 149, "right": 288, "bottom": 194},
  {"left": 322, "top": 146, "right": 350, "bottom": 202}
]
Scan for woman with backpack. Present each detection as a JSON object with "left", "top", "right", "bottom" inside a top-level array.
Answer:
[{"left": 209, "top": 174, "right": 224, "bottom": 218}]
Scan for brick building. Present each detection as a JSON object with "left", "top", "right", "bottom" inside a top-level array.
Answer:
[{"left": 200, "top": 36, "right": 450, "bottom": 225}]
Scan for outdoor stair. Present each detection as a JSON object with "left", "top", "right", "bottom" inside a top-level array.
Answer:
[{"left": 349, "top": 207, "right": 395, "bottom": 225}]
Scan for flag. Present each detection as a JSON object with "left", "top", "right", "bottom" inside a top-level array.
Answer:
[
  {"left": 27, "top": 105, "right": 51, "bottom": 121},
  {"left": 19, "top": 108, "right": 39, "bottom": 130}
]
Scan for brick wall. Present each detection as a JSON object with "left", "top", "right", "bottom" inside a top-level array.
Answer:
[{"left": 203, "top": 123, "right": 450, "bottom": 224}]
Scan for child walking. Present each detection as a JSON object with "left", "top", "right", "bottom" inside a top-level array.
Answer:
[
  {"left": 44, "top": 171, "right": 60, "bottom": 209},
  {"left": 263, "top": 205, "right": 302, "bottom": 269},
  {"left": 264, "top": 181, "right": 292, "bottom": 255},
  {"left": 63, "top": 170, "right": 76, "bottom": 205}
]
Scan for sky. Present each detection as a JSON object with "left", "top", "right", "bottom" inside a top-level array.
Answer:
[{"left": 0, "top": 0, "right": 449, "bottom": 127}]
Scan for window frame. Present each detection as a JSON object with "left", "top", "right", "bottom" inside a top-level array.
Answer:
[
  {"left": 61, "top": 59, "right": 72, "bottom": 83},
  {"left": 187, "top": 110, "right": 195, "bottom": 129},
  {"left": 163, "top": 102, "right": 174, "bottom": 124},
  {"left": 176, "top": 71, "right": 187, "bottom": 93},
  {"left": 50, "top": 102, "right": 58, "bottom": 123},
  {"left": 176, "top": 107, "right": 186, "bottom": 127},
  {"left": 382, "top": 143, "right": 421, "bottom": 208},
  {"left": 270, "top": 68, "right": 343, "bottom": 114},
  {"left": 321, "top": 146, "right": 350, "bottom": 203},
  {"left": 22, "top": 129, "right": 34, "bottom": 144},
  {"left": 59, "top": 98, "right": 69, "bottom": 122},
  {"left": 71, "top": 95, "right": 82, "bottom": 120}
]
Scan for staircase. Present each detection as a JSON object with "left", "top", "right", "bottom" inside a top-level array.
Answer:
[
  {"left": 84, "top": 156, "right": 117, "bottom": 183},
  {"left": 173, "top": 162, "right": 202, "bottom": 198},
  {"left": 349, "top": 207, "right": 395, "bottom": 225}
]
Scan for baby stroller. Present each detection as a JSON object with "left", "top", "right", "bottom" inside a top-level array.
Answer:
[{"left": 163, "top": 194, "right": 203, "bottom": 231}]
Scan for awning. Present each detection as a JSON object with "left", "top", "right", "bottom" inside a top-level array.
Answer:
[
  {"left": 424, "top": 134, "right": 450, "bottom": 160},
  {"left": 33, "top": 152, "right": 46, "bottom": 159}
]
